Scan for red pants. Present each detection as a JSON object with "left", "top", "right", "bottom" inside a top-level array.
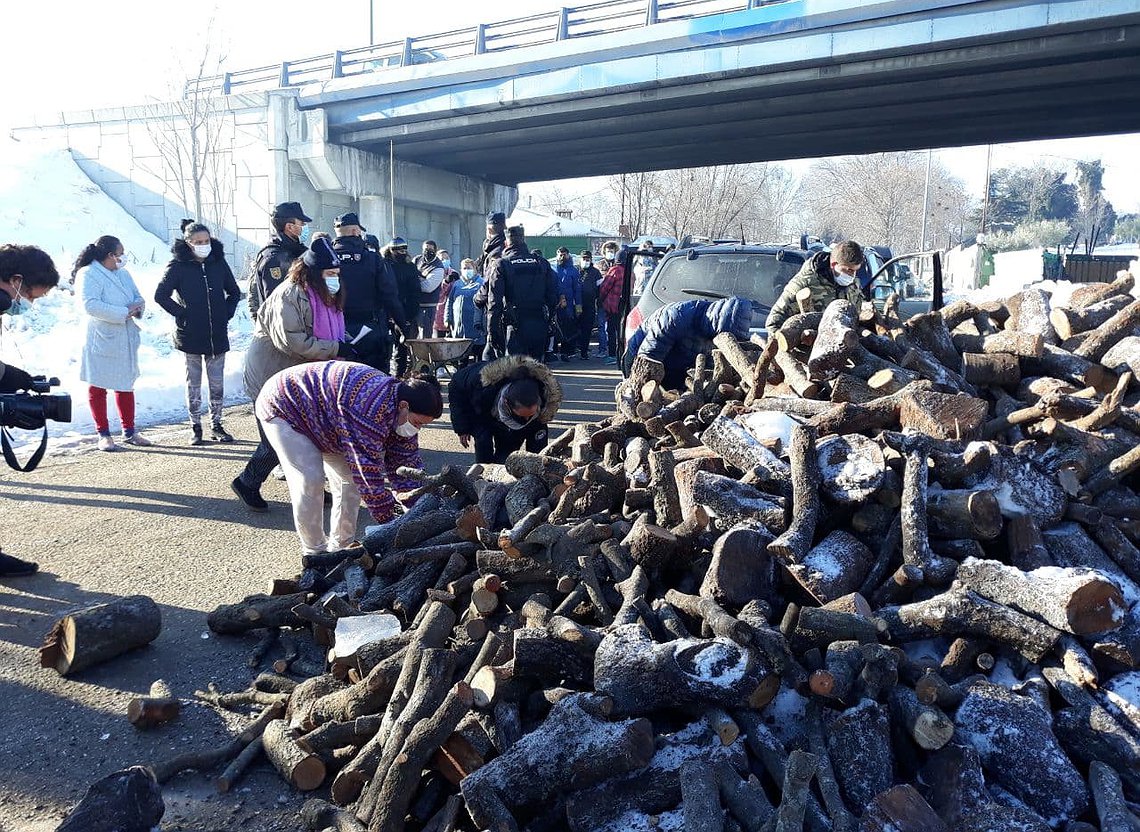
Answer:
[{"left": 89, "top": 386, "right": 135, "bottom": 434}]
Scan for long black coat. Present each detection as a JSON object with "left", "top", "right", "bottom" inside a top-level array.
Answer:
[{"left": 155, "top": 239, "right": 241, "bottom": 355}]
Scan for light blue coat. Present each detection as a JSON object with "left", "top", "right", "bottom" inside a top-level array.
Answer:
[{"left": 77, "top": 261, "right": 144, "bottom": 391}]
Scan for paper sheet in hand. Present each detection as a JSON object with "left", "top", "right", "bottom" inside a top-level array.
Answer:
[{"left": 351, "top": 325, "right": 372, "bottom": 345}]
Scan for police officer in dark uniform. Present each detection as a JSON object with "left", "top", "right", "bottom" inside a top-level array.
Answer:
[
  {"left": 385, "top": 237, "right": 421, "bottom": 376},
  {"left": 331, "top": 212, "right": 408, "bottom": 370},
  {"left": 248, "top": 202, "right": 310, "bottom": 319},
  {"left": 476, "top": 212, "right": 507, "bottom": 361},
  {"left": 485, "top": 226, "right": 558, "bottom": 361}
]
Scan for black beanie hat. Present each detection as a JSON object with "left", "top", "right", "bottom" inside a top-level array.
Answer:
[{"left": 302, "top": 237, "right": 339, "bottom": 271}]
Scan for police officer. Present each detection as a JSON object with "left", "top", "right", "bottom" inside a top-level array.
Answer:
[
  {"left": 332, "top": 213, "right": 408, "bottom": 369},
  {"left": 476, "top": 212, "right": 507, "bottom": 360},
  {"left": 248, "top": 202, "right": 311, "bottom": 320},
  {"left": 385, "top": 237, "right": 422, "bottom": 376},
  {"left": 485, "top": 226, "right": 558, "bottom": 361}
]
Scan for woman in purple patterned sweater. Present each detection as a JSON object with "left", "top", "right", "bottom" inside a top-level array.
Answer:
[{"left": 256, "top": 360, "right": 444, "bottom": 555}]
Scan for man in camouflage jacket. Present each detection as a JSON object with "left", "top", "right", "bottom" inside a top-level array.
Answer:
[{"left": 765, "top": 240, "right": 866, "bottom": 332}]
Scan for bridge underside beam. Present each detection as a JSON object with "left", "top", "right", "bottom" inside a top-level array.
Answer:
[{"left": 327, "top": 16, "right": 1140, "bottom": 183}]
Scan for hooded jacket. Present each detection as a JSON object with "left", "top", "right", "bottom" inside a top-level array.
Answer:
[
  {"left": 447, "top": 355, "right": 562, "bottom": 438},
  {"left": 765, "top": 250, "right": 866, "bottom": 332},
  {"left": 624, "top": 296, "right": 753, "bottom": 389},
  {"left": 248, "top": 234, "right": 306, "bottom": 319},
  {"left": 333, "top": 235, "right": 406, "bottom": 334},
  {"left": 155, "top": 238, "right": 241, "bottom": 355}
]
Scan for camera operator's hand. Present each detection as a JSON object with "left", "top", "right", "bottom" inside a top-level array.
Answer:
[{"left": 0, "top": 366, "right": 34, "bottom": 393}]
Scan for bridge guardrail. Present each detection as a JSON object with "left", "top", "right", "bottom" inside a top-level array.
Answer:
[{"left": 185, "top": 0, "right": 787, "bottom": 97}]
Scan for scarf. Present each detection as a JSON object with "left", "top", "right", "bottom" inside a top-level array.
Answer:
[
  {"left": 495, "top": 386, "right": 536, "bottom": 431},
  {"left": 306, "top": 285, "right": 346, "bottom": 342}
]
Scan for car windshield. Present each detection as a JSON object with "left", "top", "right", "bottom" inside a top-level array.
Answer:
[{"left": 650, "top": 251, "right": 803, "bottom": 316}]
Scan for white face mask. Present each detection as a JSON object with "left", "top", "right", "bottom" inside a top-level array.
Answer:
[
  {"left": 325, "top": 276, "right": 341, "bottom": 294},
  {"left": 833, "top": 270, "right": 856, "bottom": 287},
  {"left": 395, "top": 420, "right": 420, "bottom": 438},
  {"left": 115, "top": 255, "right": 127, "bottom": 269},
  {"left": 191, "top": 243, "right": 211, "bottom": 259}
]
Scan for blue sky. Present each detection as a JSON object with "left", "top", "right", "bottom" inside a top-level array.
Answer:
[{"left": 5, "top": 0, "right": 1137, "bottom": 213}]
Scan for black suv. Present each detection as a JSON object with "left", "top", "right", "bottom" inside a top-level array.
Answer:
[{"left": 622, "top": 244, "right": 809, "bottom": 349}]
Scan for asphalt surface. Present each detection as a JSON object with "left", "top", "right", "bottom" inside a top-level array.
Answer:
[{"left": 0, "top": 357, "right": 620, "bottom": 832}]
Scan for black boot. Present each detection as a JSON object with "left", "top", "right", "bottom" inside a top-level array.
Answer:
[
  {"left": 230, "top": 476, "right": 269, "bottom": 512},
  {"left": 0, "top": 550, "right": 38, "bottom": 577},
  {"left": 211, "top": 424, "right": 234, "bottom": 443},
  {"left": 189, "top": 424, "right": 204, "bottom": 446}
]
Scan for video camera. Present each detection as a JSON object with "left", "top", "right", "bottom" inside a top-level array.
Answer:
[{"left": 0, "top": 376, "right": 72, "bottom": 472}]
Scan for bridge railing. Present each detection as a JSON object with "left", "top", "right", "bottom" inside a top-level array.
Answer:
[{"left": 186, "top": 0, "right": 786, "bottom": 96}]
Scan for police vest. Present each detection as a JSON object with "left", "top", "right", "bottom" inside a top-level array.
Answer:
[{"left": 505, "top": 254, "right": 547, "bottom": 311}]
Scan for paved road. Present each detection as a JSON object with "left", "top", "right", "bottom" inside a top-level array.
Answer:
[{"left": 0, "top": 359, "right": 619, "bottom": 832}]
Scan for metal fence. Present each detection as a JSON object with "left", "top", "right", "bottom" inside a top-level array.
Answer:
[{"left": 185, "top": 0, "right": 788, "bottom": 96}]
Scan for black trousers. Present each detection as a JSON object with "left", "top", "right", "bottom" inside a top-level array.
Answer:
[
  {"left": 506, "top": 314, "right": 548, "bottom": 361},
  {"left": 577, "top": 302, "right": 597, "bottom": 356},
  {"left": 472, "top": 419, "right": 549, "bottom": 463},
  {"left": 237, "top": 417, "right": 278, "bottom": 491}
]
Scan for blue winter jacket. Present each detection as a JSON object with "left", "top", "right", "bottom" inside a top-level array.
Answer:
[
  {"left": 553, "top": 262, "right": 581, "bottom": 322},
  {"left": 624, "top": 296, "right": 753, "bottom": 389},
  {"left": 446, "top": 277, "right": 487, "bottom": 344}
]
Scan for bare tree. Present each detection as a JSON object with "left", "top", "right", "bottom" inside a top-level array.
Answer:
[
  {"left": 140, "top": 19, "right": 233, "bottom": 235},
  {"left": 798, "top": 152, "right": 971, "bottom": 251},
  {"left": 612, "top": 172, "right": 661, "bottom": 239},
  {"left": 1075, "top": 159, "right": 1115, "bottom": 255}
]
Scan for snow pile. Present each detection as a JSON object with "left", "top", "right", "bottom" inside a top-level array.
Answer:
[{"left": 0, "top": 138, "right": 254, "bottom": 450}]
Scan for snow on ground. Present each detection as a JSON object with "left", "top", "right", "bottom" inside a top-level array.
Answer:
[{"left": 0, "top": 138, "right": 254, "bottom": 452}]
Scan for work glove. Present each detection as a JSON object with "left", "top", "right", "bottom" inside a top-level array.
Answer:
[
  {"left": 0, "top": 366, "right": 34, "bottom": 393},
  {"left": 337, "top": 341, "right": 359, "bottom": 361}
]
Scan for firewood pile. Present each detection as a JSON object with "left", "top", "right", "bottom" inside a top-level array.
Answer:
[{"left": 144, "top": 273, "right": 1140, "bottom": 832}]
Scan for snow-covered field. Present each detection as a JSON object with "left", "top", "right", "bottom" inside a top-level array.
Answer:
[{"left": 0, "top": 138, "right": 254, "bottom": 453}]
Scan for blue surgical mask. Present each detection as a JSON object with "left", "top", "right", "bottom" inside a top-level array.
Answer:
[
  {"left": 325, "top": 276, "right": 341, "bottom": 294},
  {"left": 6, "top": 282, "right": 29, "bottom": 316},
  {"left": 441, "top": 259, "right": 451, "bottom": 270},
  {"left": 299, "top": 225, "right": 312, "bottom": 244},
  {"left": 461, "top": 268, "right": 476, "bottom": 281}
]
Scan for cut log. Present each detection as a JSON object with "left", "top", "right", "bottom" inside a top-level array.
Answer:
[
  {"left": 300, "top": 798, "right": 367, "bottom": 832},
  {"left": 954, "top": 680, "right": 1090, "bottom": 825},
  {"left": 261, "top": 718, "right": 326, "bottom": 790},
  {"left": 461, "top": 693, "right": 655, "bottom": 832},
  {"left": 701, "top": 415, "right": 790, "bottom": 484},
  {"left": 807, "top": 300, "right": 859, "bottom": 380},
  {"left": 701, "top": 525, "right": 776, "bottom": 609},
  {"left": 774, "top": 750, "right": 818, "bottom": 832},
  {"left": 825, "top": 699, "right": 893, "bottom": 812},
  {"left": 879, "top": 587, "right": 1061, "bottom": 662},
  {"left": 962, "top": 352, "right": 1020, "bottom": 388},
  {"left": 816, "top": 434, "right": 884, "bottom": 505},
  {"left": 1022, "top": 343, "right": 1112, "bottom": 390},
  {"left": 862, "top": 785, "right": 949, "bottom": 832},
  {"left": 40, "top": 594, "right": 162, "bottom": 676},
  {"left": 922, "top": 744, "right": 1052, "bottom": 832},
  {"left": 1052, "top": 294, "right": 1133, "bottom": 340},
  {"left": 691, "top": 470, "right": 785, "bottom": 532},
  {"left": 774, "top": 348, "right": 821, "bottom": 399},
  {"left": 648, "top": 449, "right": 683, "bottom": 528},
  {"left": 927, "top": 489, "right": 1003, "bottom": 541},
  {"left": 1101, "top": 336, "right": 1140, "bottom": 382},
  {"left": 899, "top": 447, "right": 956, "bottom": 585},
  {"left": 713, "top": 332, "right": 759, "bottom": 389},
  {"left": 776, "top": 311, "right": 823, "bottom": 352},
  {"left": 955, "top": 556, "right": 1125, "bottom": 635},
  {"left": 898, "top": 389, "right": 988, "bottom": 440},
  {"left": 787, "top": 530, "right": 874, "bottom": 605},
  {"left": 1069, "top": 271, "right": 1135, "bottom": 310},
  {"left": 1074, "top": 298, "right": 1140, "bottom": 361},
  {"left": 681, "top": 758, "right": 726, "bottom": 832},
  {"left": 127, "top": 686, "right": 181, "bottom": 730},
  {"left": 594, "top": 623, "right": 771, "bottom": 715},
  {"left": 888, "top": 685, "right": 954, "bottom": 750},
  {"left": 768, "top": 425, "right": 821, "bottom": 563},
  {"left": 1088, "top": 761, "right": 1137, "bottom": 832}
]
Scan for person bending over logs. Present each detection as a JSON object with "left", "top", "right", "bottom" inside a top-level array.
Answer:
[{"left": 256, "top": 360, "right": 443, "bottom": 557}]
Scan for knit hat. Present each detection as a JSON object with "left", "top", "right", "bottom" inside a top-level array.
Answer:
[
  {"left": 302, "top": 237, "right": 339, "bottom": 271},
  {"left": 486, "top": 211, "right": 506, "bottom": 227}
]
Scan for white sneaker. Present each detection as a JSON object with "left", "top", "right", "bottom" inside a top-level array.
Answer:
[
  {"left": 123, "top": 432, "right": 153, "bottom": 447},
  {"left": 97, "top": 435, "right": 117, "bottom": 452}
]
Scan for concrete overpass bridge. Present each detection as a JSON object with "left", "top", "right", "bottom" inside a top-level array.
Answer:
[{"left": 16, "top": 0, "right": 1140, "bottom": 266}]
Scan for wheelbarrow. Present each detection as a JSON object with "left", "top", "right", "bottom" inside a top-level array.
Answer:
[{"left": 404, "top": 337, "right": 473, "bottom": 377}]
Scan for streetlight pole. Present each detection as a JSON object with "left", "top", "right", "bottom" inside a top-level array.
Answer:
[
  {"left": 369, "top": 0, "right": 375, "bottom": 45},
  {"left": 920, "top": 148, "right": 932, "bottom": 250},
  {"left": 980, "top": 144, "right": 992, "bottom": 238}
]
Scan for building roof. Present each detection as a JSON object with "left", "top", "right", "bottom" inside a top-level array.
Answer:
[{"left": 507, "top": 206, "right": 617, "bottom": 238}]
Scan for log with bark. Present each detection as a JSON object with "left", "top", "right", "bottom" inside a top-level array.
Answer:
[{"left": 40, "top": 594, "right": 162, "bottom": 676}]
